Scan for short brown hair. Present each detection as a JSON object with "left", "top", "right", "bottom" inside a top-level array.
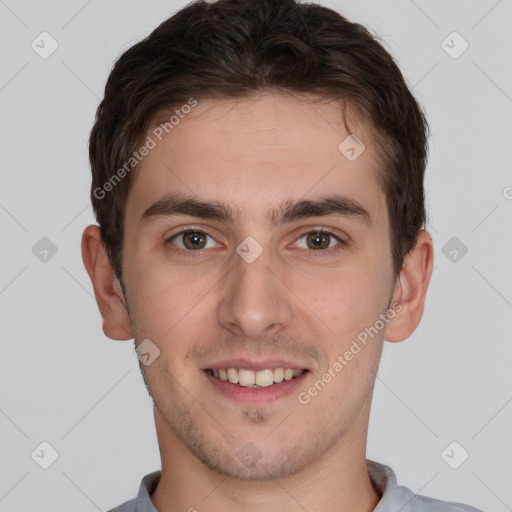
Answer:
[{"left": 89, "top": 0, "right": 429, "bottom": 279}]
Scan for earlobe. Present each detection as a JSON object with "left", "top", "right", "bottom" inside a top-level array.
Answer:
[
  {"left": 81, "top": 225, "right": 133, "bottom": 341},
  {"left": 385, "top": 230, "right": 434, "bottom": 343}
]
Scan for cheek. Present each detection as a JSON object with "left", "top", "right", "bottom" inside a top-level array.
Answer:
[
  {"left": 310, "top": 267, "right": 389, "bottom": 346},
  {"left": 124, "top": 250, "right": 222, "bottom": 340},
  {"left": 313, "top": 272, "right": 386, "bottom": 401}
]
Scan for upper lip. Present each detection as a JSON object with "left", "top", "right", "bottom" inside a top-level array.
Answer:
[{"left": 203, "top": 358, "right": 309, "bottom": 372}]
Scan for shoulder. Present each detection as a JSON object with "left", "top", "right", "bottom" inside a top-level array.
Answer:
[
  {"left": 106, "top": 499, "right": 137, "bottom": 512},
  {"left": 368, "top": 460, "right": 484, "bottom": 512},
  {"left": 403, "top": 491, "right": 484, "bottom": 512},
  {"left": 108, "top": 499, "right": 137, "bottom": 512},
  {"left": 106, "top": 470, "right": 161, "bottom": 512},
  {"left": 384, "top": 481, "right": 484, "bottom": 512}
]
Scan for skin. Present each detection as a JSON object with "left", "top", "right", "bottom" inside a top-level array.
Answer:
[{"left": 82, "top": 91, "right": 433, "bottom": 512}]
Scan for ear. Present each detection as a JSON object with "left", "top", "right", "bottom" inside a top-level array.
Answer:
[
  {"left": 81, "top": 225, "right": 133, "bottom": 340},
  {"left": 385, "top": 230, "right": 434, "bottom": 343}
]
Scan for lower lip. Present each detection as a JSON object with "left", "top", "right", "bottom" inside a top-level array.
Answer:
[{"left": 203, "top": 370, "right": 309, "bottom": 405}]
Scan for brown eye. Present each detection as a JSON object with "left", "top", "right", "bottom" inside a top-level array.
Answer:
[
  {"left": 183, "top": 232, "right": 206, "bottom": 249},
  {"left": 171, "top": 231, "right": 215, "bottom": 250},
  {"left": 295, "top": 231, "right": 341, "bottom": 251},
  {"left": 306, "top": 232, "right": 331, "bottom": 250}
]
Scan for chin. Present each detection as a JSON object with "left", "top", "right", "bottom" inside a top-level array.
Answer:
[
  {"left": 182, "top": 426, "right": 335, "bottom": 482},
  {"left": 198, "top": 446, "right": 315, "bottom": 481}
]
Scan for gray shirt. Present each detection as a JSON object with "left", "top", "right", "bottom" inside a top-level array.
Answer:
[{"left": 108, "top": 459, "right": 483, "bottom": 512}]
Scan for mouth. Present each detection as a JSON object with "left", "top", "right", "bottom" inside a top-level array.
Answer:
[
  {"left": 204, "top": 367, "right": 306, "bottom": 388},
  {"left": 202, "top": 359, "right": 311, "bottom": 404}
]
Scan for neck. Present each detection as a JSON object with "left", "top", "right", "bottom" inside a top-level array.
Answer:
[{"left": 150, "top": 408, "right": 381, "bottom": 512}]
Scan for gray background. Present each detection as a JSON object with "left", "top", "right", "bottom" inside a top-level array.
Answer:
[{"left": 0, "top": 0, "right": 511, "bottom": 510}]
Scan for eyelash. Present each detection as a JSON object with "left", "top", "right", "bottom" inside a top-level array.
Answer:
[{"left": 165, "top": 225, "right": 348, "bottom": 258}]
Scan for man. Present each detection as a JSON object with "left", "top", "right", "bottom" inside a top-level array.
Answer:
[{"left": 81, "top": 0, "right": 483, "bottom": 510}]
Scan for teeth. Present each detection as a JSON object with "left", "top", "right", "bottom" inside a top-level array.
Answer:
[
  {"left": 255, "top": 369, "right": 274, "bottom": 387},
  {"left": 227, "top": 368, "right": 239, "bottom": 384},
  {"left": 273, "top": 368, "right": 284, "bottom": 383},
  {"left": 239, "top": 369, "right": 255, "bottom": 386},
  {"left": 209, "top": 367, "right": 305, "bottom": 387}
]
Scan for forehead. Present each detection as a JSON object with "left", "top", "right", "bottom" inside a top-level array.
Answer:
[{"left": 126, "top": 92, "right": 387, "bottom": 229}]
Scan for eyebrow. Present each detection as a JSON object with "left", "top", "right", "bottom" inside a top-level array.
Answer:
[{"left": 140, "top": 193, "right": 372, "bottom": 227}]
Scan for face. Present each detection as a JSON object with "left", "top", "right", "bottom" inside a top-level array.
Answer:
[{"left": 121, "top": 92, "right": 397, "bottom": 480}]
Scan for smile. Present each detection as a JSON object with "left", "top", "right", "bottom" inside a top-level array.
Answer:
[{"left": 205, "top": 368, "right": 305, "bottom": 388}]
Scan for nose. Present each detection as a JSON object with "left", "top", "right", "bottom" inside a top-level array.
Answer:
[{"left": 217, "top": 250, "right": 294, "bottom": 340}]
